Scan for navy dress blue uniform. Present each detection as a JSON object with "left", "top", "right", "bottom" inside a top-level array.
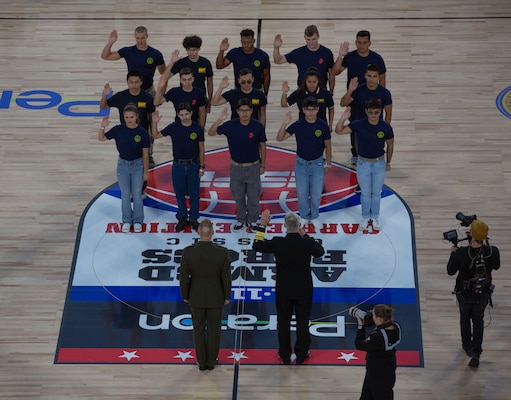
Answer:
[
  {"left": 355, "top": 319, "right": 402, "bottom": 400},
  {"left": 253, "top": 228, "right": 325, "bottom": 363}
]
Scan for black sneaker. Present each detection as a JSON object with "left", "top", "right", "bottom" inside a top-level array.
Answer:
[
  {"left": 468, "top": 356, "right": 480, "bottom": 368},
  {"left": 176, "top": 218, "right": 188, "bottom": 232},
  {"left": 233, "top": 222, "right": 244, "bottom": 232},
  {"left": 190, "top": 221, "right": 199, "bottom": 231},
  {"left": 354, "top": 185, "right": 361, "bottom": 194}
]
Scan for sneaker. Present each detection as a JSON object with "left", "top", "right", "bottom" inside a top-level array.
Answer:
[
  {"left": 372, "top": 218, "right": 381, "bottom": 230},
  {"left": 121, "top": 223, "right": 130, "bottom": 233},
  {"left": 247, "top": 223, "right": 258, "bottom": 231},
  {"left": 349, "top": 156, "right": 358, "bottom": 165},
  {"left": 310, "top": 218, "right": 323, "bottom": 232},
  {"left": 358, "top": 218, "right": 369, "bottom": 231},
  {"left": 190, "top": 221, "right": 199, "bottom": 231},
  {"left": 233, "top": 222, "right": 245, "bottom": 232},
  {"left": 468, "top": 356, "right": 480, "bottom": 368},
  {"left": 354, "top": 185, "right": 361, "bottom": 194},
  {"left": 175, "top": 218, "right": 188, "bottom": 232},
  {"left": 133, "top": 223, "right": 142, "bottom": 233}
]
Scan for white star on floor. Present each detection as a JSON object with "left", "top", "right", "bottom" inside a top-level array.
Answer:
[
  {"left": 174, "top": 351, "right": 195, "bottom": 362},
  {"left": 119, "top": 350, "right": 140, "bottom": 361},
  {"left": 228, "top": 351, "right": 248, "bottom": 361},
  {"left": 337, "top": 352, "right": 358, "bottom": 363}
]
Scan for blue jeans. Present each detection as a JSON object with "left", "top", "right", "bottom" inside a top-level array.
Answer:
[
  {"left": 356, "top": 158, "right": 386, "bottom": 219},
  {"left": 116, "top": 157, "right": 144, "bottom": 224},
  {"left": 294, "top": 156, "right": 324, "bottom": 220},
  {"left": 172, "top": 162, "right": 200, "bottom": 221}
]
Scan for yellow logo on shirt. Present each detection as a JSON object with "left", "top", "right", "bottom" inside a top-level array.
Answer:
[
  {"left": 252, "top": 99, "right": 260, "bottom": 105},
  {"left": 137, "top": 102, "right": 147, "bottom": 108},
  {"left": 377, "top": 131, "right": 385, "bottom": 139},
  {"left": 318, "top": 98, "right": 325, "bottom": 103},
  {"left": 134, "top": 135, "right": 142, "bottom": 143},
  {"left": 253, "top": 60, "right": 261, "bottom": 67},
  {"left": 146, "top": 57, "right": 154, "bottom": 65},
  {"left": 190, "top": 132, "right": 197, "bottom": 140},
  {"left": 315, "top": 129, "right": 322, "bottom": 137},
  {"left": 198, "top": 67, "right": 206, "bottom": 74}
]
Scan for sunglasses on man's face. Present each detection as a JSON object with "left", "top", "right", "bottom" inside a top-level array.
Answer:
[
  {"left": 366, "top": 110, "right": 381, "bottom": 116},
  {"left": 240, "top": 79, "right": 253, "bottom": 85}
]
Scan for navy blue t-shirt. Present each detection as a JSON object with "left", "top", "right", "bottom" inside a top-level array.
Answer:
[
  {"left": 222, "top": 88, "right": 267, "bottom": 121},
  {"left": 350, "top": 84, "right": 392, "bottom": 121},
  {"left": 171, "top": 56, "right": 213, "bottom": 95},
  {"left": 105, "top": 124, "right": 150, "bottom": 161},
  {"left": 348, "top": 118, "right": 394, "bottom": 159},
  {"left": 164, "top": 86, "right": 207, "bottom": 123},
  {"left": 160, "top": 120, "right": 204, "bottom": 160},
  {"left": 285, "top": 45, "right": 334, "bottom": 88},
  {"left": 107, "top": 89, "right": 155, "bottom": 130},
  {"left": 342, "top": 50, "right": 387, "bottom": 88},
  {"left": 118, "top": 45, "right": 165, "bottom": 90},
  {"left": 217, "top": 118, "right": 267, "bottom": 163},
  {"left": 286, "top": 118, "right": 331, "bottom": 161},
  {"left": 287, "top": 87, "right": 334, "bottom": 122},
  {"left": 226, "top": 47, "right": 271, "bottom": 91}
]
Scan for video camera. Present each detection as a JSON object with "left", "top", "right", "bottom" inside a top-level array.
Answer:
[{"left": 442, "top": 212, "right": 477, "bottom": 246}]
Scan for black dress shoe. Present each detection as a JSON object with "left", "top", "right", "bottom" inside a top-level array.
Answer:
[
  {"left": 199, "top": 365, "right": 207, "bottom": 371},
  {"left": 296, "top": 351, "right": 311, "bottom": 365},
  {"left": 468, "top": 357, "right": 480, "bottom": 368},
  {"left": 462, "top": 345, "right": 474, "bottom": 357},
  {"left": 207, "top": 365, "right": 214, "bottom": 370}
]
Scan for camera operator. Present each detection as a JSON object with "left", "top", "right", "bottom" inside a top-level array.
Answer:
[
  {"left": 353, "top": 304, "right": 402, "bottom": 400},
  {"left": 447, "top": 219, "right": 500, "bottom": 368}
]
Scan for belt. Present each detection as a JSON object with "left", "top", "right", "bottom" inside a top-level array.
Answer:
[
  {"left": 230, "top": 159, "right": 260, "bottom": 167},
  {"left": 358, "top": 155, "right": 385, "bottom": 163},
  {"left": 174, "top": 158, "right": 198, "bottom": 165}
]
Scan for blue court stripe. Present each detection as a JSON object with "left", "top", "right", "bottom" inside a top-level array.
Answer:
[{"left": 69, "top": 286, "right": 418, "bottom": 304}]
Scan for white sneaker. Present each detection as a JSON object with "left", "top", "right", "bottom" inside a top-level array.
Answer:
[
  {"left": 310, "top": 219, "right": 323, "bottom": 232},
  {"left": 133, "top": 223, "right": 142, "bottom": 233},
  {"left": 372, "top": 218, "right": 381, "bottom": 230},
  {"left": 349, "top": 156, "right": 358, "bottom": 165},
  {"left": 358, "top": 218, "right": 369, "bottom": 231},
  {"left": 122, "top": 223, "right": 131, "bottom": 233}
]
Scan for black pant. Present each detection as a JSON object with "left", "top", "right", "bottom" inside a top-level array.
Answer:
[
  {"left": 456, "top": 293, "right": 489, "bottom": 356},
  {"left": 360, "top": 368, "right": 396, "bottom": 400},
  {"left": 275, "top": 294, "right": 312, "bottom": 361}
]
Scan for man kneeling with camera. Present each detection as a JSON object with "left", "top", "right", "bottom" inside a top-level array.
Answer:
[{"left": 447, "top": 219, "right": 500, "bottom": 368}]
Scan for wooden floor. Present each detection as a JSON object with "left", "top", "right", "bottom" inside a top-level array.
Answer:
[{"left": 1, "top": 1, "right": 511, "bottom": 398}]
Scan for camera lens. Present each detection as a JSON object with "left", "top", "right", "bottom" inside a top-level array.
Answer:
[{"left": 349, "top": 307, "right": 367, "bottom": 320}]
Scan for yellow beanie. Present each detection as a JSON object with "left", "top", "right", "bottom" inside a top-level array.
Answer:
[{"left": 470, "top": 220, "right": 488, "bottom": 241}]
